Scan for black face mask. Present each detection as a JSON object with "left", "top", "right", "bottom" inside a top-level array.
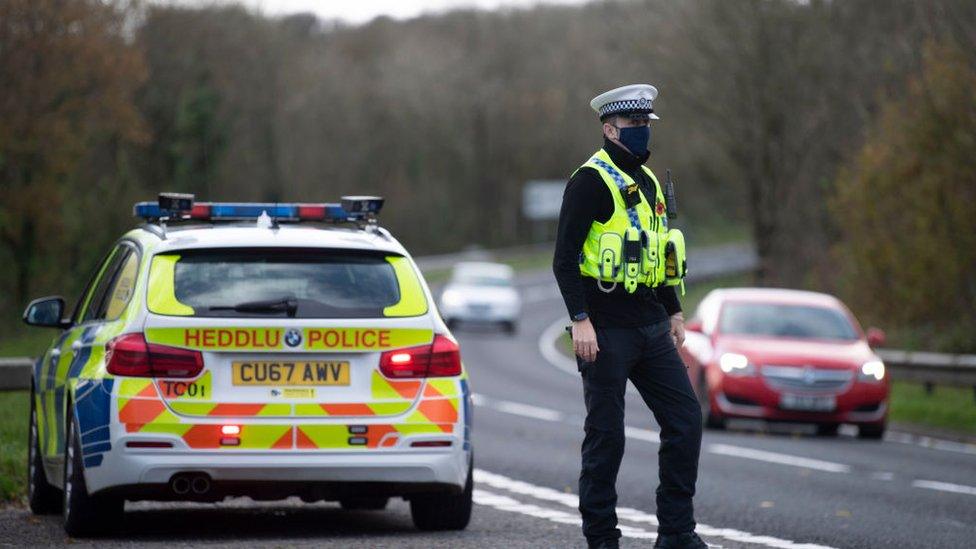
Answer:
[{"left": 615, "top": 125, "right": 651, "bottom": 156}]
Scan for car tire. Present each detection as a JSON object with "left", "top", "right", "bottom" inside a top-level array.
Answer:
[
  {"left": 857, "top": 422, "right": 886, "bottom": 440},
  {"left": 339, "top": 497, "right": 389, "bottom": 510},
  {"left": 410, "top": 460, "right": 473, "bottom": 531},
  {"left": 28, "top": 387, "right": 62, "bottom": 515},
  {"left": 816, "top": 422, "right": 840, "bottom": 437},
  {"left": 63, "top": 412, "right": 123, "bottom": 537}
]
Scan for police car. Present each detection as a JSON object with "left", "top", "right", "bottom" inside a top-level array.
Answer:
[{"left": 22, "top": 194, "right": 473, "bottom": 536}]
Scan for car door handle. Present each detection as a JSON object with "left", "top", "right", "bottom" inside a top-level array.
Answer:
[
  {"left": 50, "top": 349, "right": 61, "bottom": 358},
  {"left": 71, "top": 340, "right": 83, "bottom": 352}
]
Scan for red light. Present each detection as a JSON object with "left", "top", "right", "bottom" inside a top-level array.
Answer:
[
  {"left": 378, "top": 335, "right": 461, "bottom": 378},
  {"left": 106, "top": 333, "right": 204, "bottom": 378},
  {"left": 221, "top": 425, "right": 240, "bottom": 436},
  {"left": 190, "top": 203, "right": 211, "bottom": 220},
  {"left": 298, "top": 204, "right": 327, "bottom": 220},
  {"left": 410, "top": 440, "right": 452, "bottom": 447}
]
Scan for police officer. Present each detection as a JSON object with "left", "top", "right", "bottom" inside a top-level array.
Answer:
[{"left": 552, "top": 84, "right": 705, "bottom": 549}]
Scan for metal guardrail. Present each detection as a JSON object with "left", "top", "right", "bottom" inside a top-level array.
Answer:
[
  {"left": 877, "top": 349, "right": 976, "bottom": 399},
  {"left": 0, "top": 357, "right": 33, "bottom": 391},
  {"left": 3, "top": 351, "right": 974, "bottom": 393}
]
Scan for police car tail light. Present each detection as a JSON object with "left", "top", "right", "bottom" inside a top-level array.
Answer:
[
  {"left": 427, "top": 335, "right": 462, "bottom": 377},
  {"left": 106, "top": 333, "right": 204, "bottom": 378},
  {"left": 378, "top": 335, "right": 461, "bottom": 378}
]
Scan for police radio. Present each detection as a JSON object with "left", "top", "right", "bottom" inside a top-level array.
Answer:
[{"left": 664, "top": 170, "right": 678, "bottom": 219}]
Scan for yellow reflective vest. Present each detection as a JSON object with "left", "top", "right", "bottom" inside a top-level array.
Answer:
[{"left": 577, "top": 148, "right": 687, "bottom": 293}]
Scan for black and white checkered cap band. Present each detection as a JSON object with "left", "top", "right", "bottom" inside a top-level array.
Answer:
[{"left": 598, "top": 98, "right": 654, "bottom": 117}]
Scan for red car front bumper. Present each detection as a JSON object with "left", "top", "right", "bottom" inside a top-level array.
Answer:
[{"left": 709, "top": 371, "right": 889, "bottom": 425}]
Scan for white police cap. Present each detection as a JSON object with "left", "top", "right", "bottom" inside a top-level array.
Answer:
[{"left": 590, "top": 84, "right": 660, "bottom": 120}]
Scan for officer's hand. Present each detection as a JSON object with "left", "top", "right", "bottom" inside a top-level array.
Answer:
[
  {"left": 572, "top": 317, "right": 599, "bottom": 362},
  {"left": 670, "top": 313, "right": 685, "bottom": 348}
]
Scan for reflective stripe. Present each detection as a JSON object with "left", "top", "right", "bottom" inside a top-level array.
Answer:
[
  {"left": 146, "top": 255, "right": 194, "bottom": 316},
  {"left": 384, "top": 256, "right": 429, "bottom": 317},
  {"left": 592, "top": 158, "right": 642, "bottom": 230}
]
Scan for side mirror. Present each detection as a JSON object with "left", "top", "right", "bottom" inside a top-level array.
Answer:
[
  {"left": 685, "top": 319, "right": 703, "bottom": 333},
  {"left": 866, "top": 327, "right": 886, "bottom": 347},
  {"left": 23, "top": 296, "right": 69, "bottom": 329}
]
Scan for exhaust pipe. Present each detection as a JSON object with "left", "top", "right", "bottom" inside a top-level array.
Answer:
[
  {"left": 171, "top": 474, "right": 191, "bottom": 495},
  {"left": 190, "top": 474, "right": 211, "bottom": 495}
]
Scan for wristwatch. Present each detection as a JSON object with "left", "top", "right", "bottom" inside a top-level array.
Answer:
[{"left": 572, "top": 312, "right": 589, "bottom": 322}]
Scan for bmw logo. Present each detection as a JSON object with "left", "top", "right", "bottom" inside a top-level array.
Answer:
[{"left": 284, "top": 329, "right": 302, "bottom": 348}]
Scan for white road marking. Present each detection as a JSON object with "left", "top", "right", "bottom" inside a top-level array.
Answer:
[
  {"left": 911, "top": 479, "right": 976, "bottom": 497},
  {"left": 474, "top": 468, "right": 835, "bottom": 549},
  {"left": 539, "top": 315, "right": 578, "bottom": 376},
  {"left": 492, "top": 399, "right": 564, "bottom": 422},
  {"left": 708, "top": 443, "right": 851, "bottom": 474},
  {"left": 625, "top": 425, "right": 662, "bottom": 443},
  {"left": 473, "top": 392, "right": 661, "bottom": 442},
  {"left": 885, "top": 432, "right": 976, "bottom": 457}
]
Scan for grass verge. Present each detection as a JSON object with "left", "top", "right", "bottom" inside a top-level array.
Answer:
[
  {"left": 0, "top": 391, "right": 28, "bottom": 504},
  {"left": 889, "top": 381, "right": 976, "bottom": 436}
]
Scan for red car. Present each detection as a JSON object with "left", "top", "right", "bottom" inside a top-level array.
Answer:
[{"left": 680, "top": 288, "right": 889, "bottom": 438}]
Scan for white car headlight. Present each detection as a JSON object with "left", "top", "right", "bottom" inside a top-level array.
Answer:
[
  {"left": 719, "top": 352, "right": 754, "bottom": 375},
  {"left": 859, "top": 360, "right": 885, "bottom": 382}
]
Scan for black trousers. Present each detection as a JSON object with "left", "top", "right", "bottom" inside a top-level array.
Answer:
[{"left": 577, "top": 319, "right": 703, "bottom": 545}]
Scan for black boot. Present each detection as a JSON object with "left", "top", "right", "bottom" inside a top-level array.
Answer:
[
  {"left": 588, "top": 539, "right": 620, "bottom": 549},
  {"left": 654, "top": 531, "right": 708, "bottom": 549}
]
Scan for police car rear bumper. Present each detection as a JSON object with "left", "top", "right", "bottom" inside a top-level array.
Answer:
[{"left": 85, "top": 446, "right": 469, "bottom": 498}]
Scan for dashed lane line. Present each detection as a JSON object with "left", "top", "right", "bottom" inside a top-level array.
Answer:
[
  {"left": 708, "top": 443, "right": 851, "bottom": 474},
  {"left": 911, "top": 480, "right": 976, "bottom": 497},
  {"left": 475, "top": 393, "right": 850, "bottom": 474},
  {"left": 474, "top": 469, "right": 836, "bottom": 549}
]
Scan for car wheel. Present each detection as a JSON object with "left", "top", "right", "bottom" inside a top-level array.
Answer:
[
  {"left": 410, "top": 460, "right": 473, "bottom": 531},
  {"left": 816, "top": 422, "right": 840, "bottom": 437},
  {"left": 28, "top": 387, "right": 62, "bottom": 515},
  {"left": 857, "top": 422, "right": 886, "bottom": 440},
  {"left": 63, "top": 412, "right": 123, "bottom": 537},
  {"left": 339, "top": 497, "right": 389, "bottom": 510}
]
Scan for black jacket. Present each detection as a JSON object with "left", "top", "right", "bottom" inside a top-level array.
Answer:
[{"left": 552, "top": 138, "right": 681, "bottom": 328}]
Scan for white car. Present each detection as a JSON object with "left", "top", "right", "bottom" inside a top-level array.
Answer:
[
  {"left": 438, "top": 261, "right": 522, "bottom": 334},
  {"left": 22, "top": 195, "right": 473, "bottom": 536}
]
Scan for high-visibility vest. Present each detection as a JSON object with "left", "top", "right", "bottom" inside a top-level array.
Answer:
[{"left": 576, "top": 148, "right": 687, "bottom": 293}]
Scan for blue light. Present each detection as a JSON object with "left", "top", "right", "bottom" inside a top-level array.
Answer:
[
  {"left": 209, "top": 203, "right": 297, "bottom": 219},
  {"left": 134, "top": 202, "right": 163, "bottom": 219}
]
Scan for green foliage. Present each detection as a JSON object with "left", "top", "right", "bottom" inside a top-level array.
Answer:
[
  {"left": 831, "top": 44, "right": 976, "bottom": 352},
  {"left": 889, "top": 381, "right": 976, "bottom": 435},
  {"left": 0, "top": 391, "right": 28, "bottom": 503}
]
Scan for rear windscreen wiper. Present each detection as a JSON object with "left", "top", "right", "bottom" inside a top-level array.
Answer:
[{"left": 209, "top": 297, "right": 298, "bottom": 317}]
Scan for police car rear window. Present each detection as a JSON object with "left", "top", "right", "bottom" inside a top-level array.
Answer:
[{"left": 148, "top": 248, "right": 423, "bottom": 319}]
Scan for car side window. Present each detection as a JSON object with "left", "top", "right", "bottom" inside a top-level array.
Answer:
[
  {"left": 80, "top": 246, "right": 130, "bottom": 323},
  {"left": 102, "top": 248, "right": 140, "bottom": 321}
]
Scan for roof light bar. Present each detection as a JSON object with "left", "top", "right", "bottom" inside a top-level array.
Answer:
[{"left": 133, "top": 193, "right": 384, "bottom": 225}]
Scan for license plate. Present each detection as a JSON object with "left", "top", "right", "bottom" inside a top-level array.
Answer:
[
  {"left": 232, "top": 361, "right": 350, "bottom": 386},
  {"left": 780, "top": 393, "right": 836, "bottom": 412}
]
